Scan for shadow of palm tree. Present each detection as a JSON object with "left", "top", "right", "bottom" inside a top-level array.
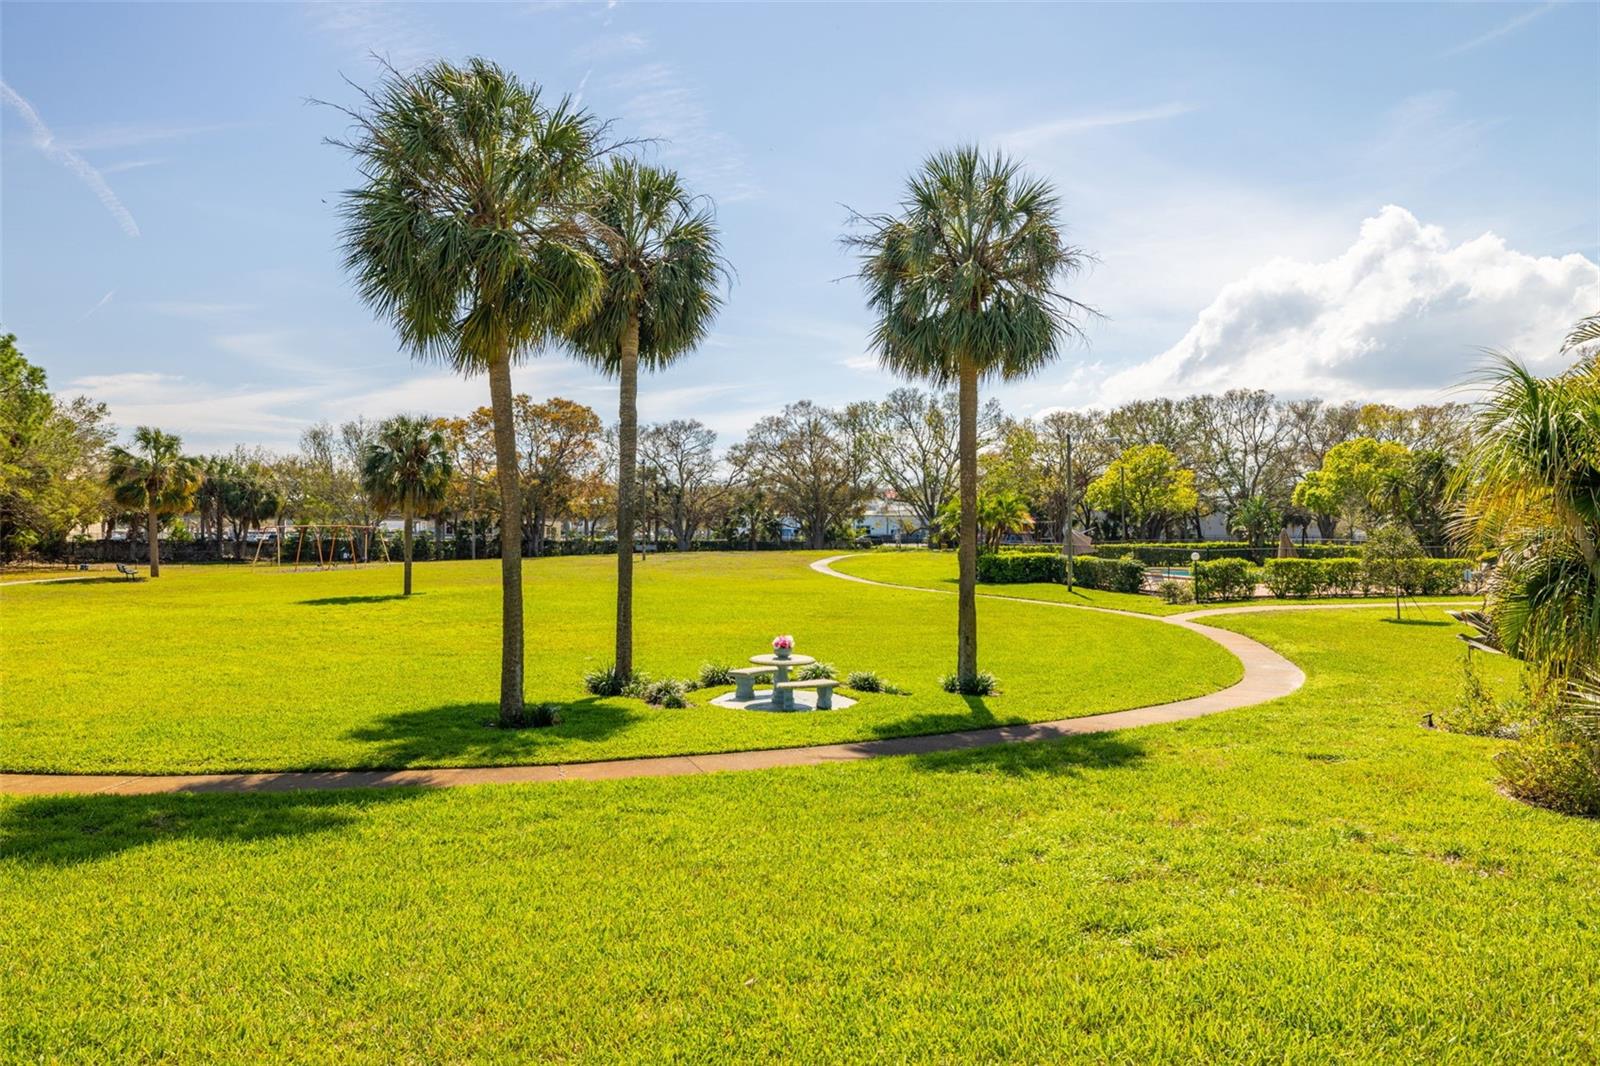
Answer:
[
  {"left": 907, "top": 730, "right": 1146, "bottom": 778},
  {"left": 0, "top": 788, "right": 418, "bottom": 868},
  {"left": 299, "top": 593, "right": 415, "bottom": 606},
  {"left": 3, "top": 575, "right": 139, "bottom": 588},
  {"left": 341, "top": 698, "right": 641, "bottom": 766},
  {"left": 865, "top": 693, "right": 1002, "bottom": 739}
]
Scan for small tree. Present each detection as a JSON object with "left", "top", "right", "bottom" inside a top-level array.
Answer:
[
  {"left": 362, "top": 416, "right": 452, "bottom": 597},
  {"left": 1362, "top": 522, "right": 1424, "bottom": 620},
  {"left": 105, "top": 427, "right": 203, "bottom": 577}
]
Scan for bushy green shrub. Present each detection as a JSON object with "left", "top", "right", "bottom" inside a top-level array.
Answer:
[
  {"left": 584, "top": 663, "right": 643, "bottom": 697},
  {"left": 1073, "top": 555, "right": 1144, "bottom": 593},
  {"left": 1102, "top": 541, "right": 1357, "bottom": 565},
  {"left": 845, "top": 670, "right": 904, "bottom": 694},
  {"left": 1258, "top": 557, "right": 1475, "bottom": 598},
  {"left": 1194, "top": 558, "right": 1257, "bottom": 601},
  {"left": 1157, "top": 579, "right": 1194, "bottom": 605},
  {"left": 698, "top": 661, "right": 735, "bottom": 687},
  {"left": 941, "top": 671, "right": 998, "bottom": 696},
  {"left": 976, "top": 551, "right": 1065, "bottom": 584},
  {"left": 1261, "top": 558, "right": 1320, "bottom": 598},
  {"left": 1437, "top": 650, "right": 1517, "bottom": 737},
  {"left": 1496, "top": 717, "right": 1600, "bottom": 816},
  {"left": 640, "top": 678, "right": 689, "bottom": 709},
  {"left": 797, "top": 661, "right": 835, "bottom": 681}
]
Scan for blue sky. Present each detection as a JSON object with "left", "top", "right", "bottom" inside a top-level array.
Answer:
[{"left": 3, "top": 1, "right": 1597, "bottom": 452}]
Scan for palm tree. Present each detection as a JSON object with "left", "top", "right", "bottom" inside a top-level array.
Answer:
[
  {"left": 848, "top": 147, "right": 1093, "bottom": 686},
  {"left": 1456, "top": 346, "right": 1600, "bottom": 678},
  {"left": 566, "top": 160, "right": 725, "bottom": 677},
  {"left": 105, "top": 426, "right": 203, "bottom": 577},
  {"left": 362, "top": 416, "right": 452, "bottom": 596},
  {"left": 333, "top": 58, "right": 604, "bottom": 723}
]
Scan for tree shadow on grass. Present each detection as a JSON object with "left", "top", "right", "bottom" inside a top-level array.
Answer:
[
  {"left": 299, "top": 593, "right": 415, "bottom": 606},
  {"left": 907, "top": 730, "right": 1147, "bottom": 779},
  {"left": 1381, "top": 617, "right": 1452, "bottom": 627},
  {"left": 0, "top": 788, "right": 418, "bottom": 868},
  {"left": 341, "top": 698, "right": 641, "bottom": 766},
  {"left": 866, "top": 693, "right": 1000, "bottom": 739},
  {"left": 2, "top": 575, "right": 139, "bottom": 588}
]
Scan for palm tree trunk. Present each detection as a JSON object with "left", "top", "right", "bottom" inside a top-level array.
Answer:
[
  {"left": 957, "top": 359, "right": 979, "bottom": 682},
  {"left": 146, "top": 508, "right": 161, "bottom": 578},
  {"left": 402, "top": 506, "right": 414, "bottom": 597},
  {"left": 615, "top": 312, "right": 641, "bottom": 677},
  {"left": 487, "top": 351, "right": 525, "bottom": 723}
]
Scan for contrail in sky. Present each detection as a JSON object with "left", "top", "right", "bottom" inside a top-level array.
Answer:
[{"left": 1, "top": 80, "right": 141, "bottom": 237}]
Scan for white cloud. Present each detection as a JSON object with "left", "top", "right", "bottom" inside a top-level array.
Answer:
[
  {"left": 1095, "top": 205, "right": 1600, "bottom": 406},
  {"left": 69, "top": 372, "right": 323, "bottom": 443},
  {"left": 1, "top": 81, "right": 139, "bottom": 237},
  {"left": 1441, "top": 2, "right": 1558, "bottom": 57},
  {"left": 1000, "top": 102, "right": 1198, "bottom": 152}
]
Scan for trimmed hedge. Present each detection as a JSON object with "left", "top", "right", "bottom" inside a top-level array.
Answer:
[
  {"left": 1072, "top": 556, "right": 1145, "bottom": 593},
  {"left": 976, "top": 551, "right": 1144, "bottom": 593},
  {"left": 1261, "top": 557, "right": 1476, "bottom": 598},
  {"left": 1194, "top": 558, "right": 1258, "bottom": 601},
  {"left": 1101, "top": 541, "right": 1357, "bottom": 564},
  {"left": 976, "top": 552, "right": 1065, "bottom": 584}
]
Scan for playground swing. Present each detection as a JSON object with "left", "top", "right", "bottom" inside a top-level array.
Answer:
[{"left": 250, "top": 524, "right": 392, "bottom": 571}]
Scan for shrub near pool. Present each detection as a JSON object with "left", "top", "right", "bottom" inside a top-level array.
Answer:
[
  {"left": 976, "top": 551, "right": 1146, "bottom": 594},
  {"left": 1261, "top": 557, "right": 1476, "bottom": 598}
]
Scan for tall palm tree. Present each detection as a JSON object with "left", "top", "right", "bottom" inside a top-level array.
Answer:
[
  {"left": 105, "top": 426, "right": 203, "bottom": 578},
  {"left": 334, "top": 58, "right": 604, "bottom": 723},
  {"left": 567, "top": 160, "right": 725, "bottom": 677},
  {"left": 848, "top": 147, "right": 1093, "bottom": 686},
  {"left": 362, "top": 416, "right": 452, "bottom": 596}
]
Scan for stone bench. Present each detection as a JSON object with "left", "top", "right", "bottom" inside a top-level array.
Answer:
[
  {"left": 729, "top": 666, "right": 772, "bottom": 701},
  {"left": 775, "top": 678, "right": 840, "bottom": 710}
]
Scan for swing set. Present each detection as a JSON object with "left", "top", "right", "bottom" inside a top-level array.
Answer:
[{"left": 250, "top": 524, "right": 392, "bottom": 571}]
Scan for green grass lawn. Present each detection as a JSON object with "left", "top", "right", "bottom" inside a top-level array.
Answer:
[
  {"left": 834, "top": 548, "right": 1483, "bottom": 616},
  {"left": 3, "top": 608, "right": 1594, "bottom": 1061},
  {"left": 0, "top": 552, "right": 1238, "bottom": 774}
]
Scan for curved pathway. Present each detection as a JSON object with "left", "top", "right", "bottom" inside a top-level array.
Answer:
[{"left": 0, "top": 555, "right": 1361, "bottom": 798}]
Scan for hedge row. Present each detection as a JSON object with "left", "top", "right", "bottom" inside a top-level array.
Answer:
[
  {"left": 1260, "top": 557, "right": 1476, "bottom": 598},
  {"left": 1073, "top": 556, "right": 1146, "bottom": 593},
  {"left": 1102, "top": 541, "right": 1358, "bottom": 564},
  {"left": 975, "top": 551, "right": 1065, "bottom": 584},
  {"left": 975, "top": 551, "right": 1145, "bottom": 593},
  {"left": 1194, "top": 558, "right": 1256, "bottom": 600}
]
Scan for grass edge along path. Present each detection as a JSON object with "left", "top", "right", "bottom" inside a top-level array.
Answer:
[{"left": 0, "top": 562, "right": 1304, "bottom": 795}]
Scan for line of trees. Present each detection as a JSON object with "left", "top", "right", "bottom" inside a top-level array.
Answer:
[{"left": 2, "top": 340, "right": 1489, "bottom": 575}]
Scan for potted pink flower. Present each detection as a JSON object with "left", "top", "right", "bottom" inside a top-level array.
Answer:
[{"left": 772, "top": 634, "right": 794, "bottom": 660}]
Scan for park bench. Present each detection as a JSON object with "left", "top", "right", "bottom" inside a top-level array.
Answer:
[
  {"left": 775, "top": 678, "right": 840, "bottom": 710},
  {"left": 729, "top": 666, "right": 772, "bottom": 701},
  {"left": 115, "top": 563, "right": 140, "bottom": 579}
]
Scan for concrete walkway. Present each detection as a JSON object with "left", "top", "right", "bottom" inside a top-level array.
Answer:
[{"left": 0, "top": 555, "right": 1350, "bottom": 797}]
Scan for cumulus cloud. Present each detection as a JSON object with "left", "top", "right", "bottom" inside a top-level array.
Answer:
[{"left": 1095, "top": 205, "right": 1600, "bottom": 406}]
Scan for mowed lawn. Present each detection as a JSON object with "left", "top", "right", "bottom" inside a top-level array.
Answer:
[
  {"left": 3, "top": 609, "right": 1595, "bottom": 1061},
  {"left": 834, "top": 549, "right": 1482, "bottom": 615},
  {"left": 0, "top": 552, "right": 1238, "bottom": 774}
]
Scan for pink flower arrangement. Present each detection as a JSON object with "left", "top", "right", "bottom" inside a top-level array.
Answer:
[{"left": 772, "top": 634, "right": 794, "bottom": 651}]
